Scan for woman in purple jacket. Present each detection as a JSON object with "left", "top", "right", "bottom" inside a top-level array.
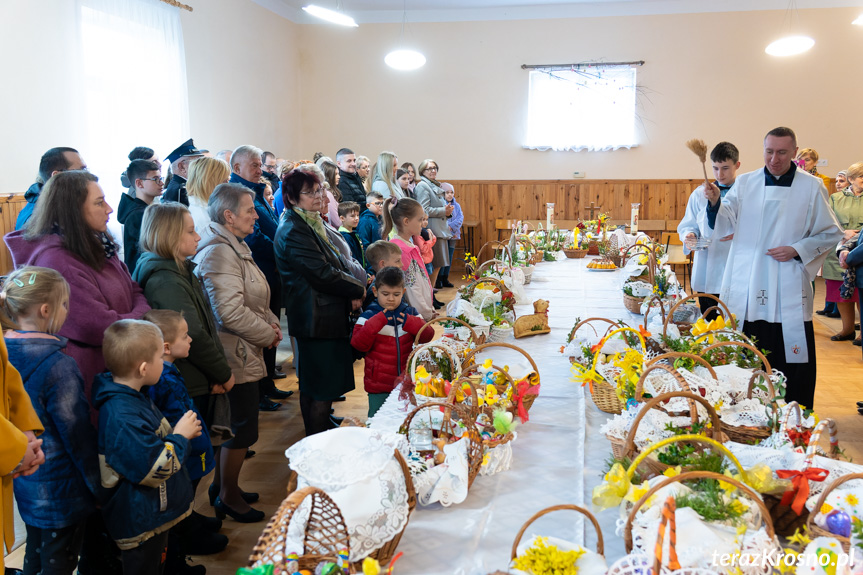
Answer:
[{"left": 5, "top": 171, "right": 150, "bottom": 402}]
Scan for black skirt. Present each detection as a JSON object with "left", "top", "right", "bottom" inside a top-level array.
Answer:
[{"left": 295, "top": 337, "right": 355, "bottom": 401}]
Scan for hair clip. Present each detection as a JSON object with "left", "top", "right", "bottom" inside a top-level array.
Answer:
[
  {"left": 391, "top": 197, "right": 398, "bottom": 207},
  {"left": 28, "top": 273, "right": 37, "bottom": 285},
  {"left": 12, "top": 278, "right": 24, "bottom": 287}
]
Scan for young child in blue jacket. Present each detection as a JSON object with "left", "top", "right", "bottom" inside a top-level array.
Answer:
[
  {"left": 1, "top": 266, "right": 103, "bottom": 575},
  {"left": 92, "top": 319, "right": 201, "bottom": 575}
]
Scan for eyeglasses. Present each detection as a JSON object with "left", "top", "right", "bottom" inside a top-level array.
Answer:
[
  {"left": 425, "top": 166, "right": 438, "bottom": 172},
  {"left": 142, "top": 176, "right": 163, "bottom": 183},
  {"left": 371, "top": 201, "right": 384, "bottom": 206},
  {"left": 301, "top": 187, "right": 325, "bottom": 197},
  {"left": 264, "top": 164, "right": 277, "bottom": 170}
]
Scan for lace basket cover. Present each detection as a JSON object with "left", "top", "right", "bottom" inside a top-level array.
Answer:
[
  {"left": 510, "top": 535, "right": 608, "bottom": 575},
  {"left": 284, "top": 427, "right": 411, "bottom": 561}
]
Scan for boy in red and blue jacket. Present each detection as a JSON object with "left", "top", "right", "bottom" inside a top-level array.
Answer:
[{"left": 351, "top": 267, "right": 434, "bottom": 417}]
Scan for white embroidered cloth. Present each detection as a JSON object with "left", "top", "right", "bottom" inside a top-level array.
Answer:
[{"left": 285, "top": 427, "right": 412, "bottom": 561}]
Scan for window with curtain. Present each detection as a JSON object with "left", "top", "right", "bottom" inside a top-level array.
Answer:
[
  {"left": 78, "top": 0, "right": 190, "bottom": 237},
  {"left": 523, "top": 64, "right": 638, "bottom": 152}
]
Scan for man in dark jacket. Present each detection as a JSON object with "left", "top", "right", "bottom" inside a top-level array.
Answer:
[
  {"left": 117, "top": 160, "right": 162, "bottom": 273},
  {"left": 161, "top": 138, "right": 207, "bottom": 206},
  {"left": 336, "top": 147, "right": 367, "bottom": 211},
  {"left": 230, "top": 145, "right": 293, "bottom": 410},
  {"left": 16, "top": 147, "right": 87, "bottom": 230},
  {"left": 261, "top": 151, "right": 280, "bottom": 195}
]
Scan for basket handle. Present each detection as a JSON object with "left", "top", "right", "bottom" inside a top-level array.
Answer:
[
  {"left": 623, "top": 471, "right": 775, "bottom": 553},
  {"left": 803, "top": 418, "right": 840, "bottom": 467},
  {"left": 568, "top": 317, "right": 626, "bottom": 342},
  {"left": 806, "top": 472, "right": 863, "bottom": 535},
  {"left": 247, "top": 486, "right": 350, "bottom": 566},
  {"left": 619, "top": 242, "right": 654, "bottom": 267},
  {"left": 699, "top": 340, "right": 772, "bottom": 374},
  {"left": 510, "top": 505, "right": 605, "bottom": 560},
  {"left": 447, "top": 376, "right": 481, "bottom": 417},
  {"left": 581, "top": 326, "right": 648, "bottom": 377},
  {"left": 642, "top": 295, "right": 667, "bottom": 329},
  {"left": 622, "top": 390, "right": 725, "bottom": 464},
  {"left": 462, "top": 342, "right": 539, "bottom": 376},
  {"left": 663, "top": 293, "right": 737, "bottom": 338},
  {"left": 653, "top": 497, "right": 681, "bottom": 573},
  {"left": 633, "top": 362, "right": 691, "bottom": 402},
  {"left": 398, "top": 400, "right": 470, "bottom": 444},
  {"left": 477, "top": 241, "right": 511, "bottom": 265},
  {"left": 406, "top": 342, "right": 462, "bottom": 386},
  {"left": 463, "top": 276, "right": 507, "bottom": 300},
  {"left": 414, "top": 316, "right": 479, "bottom": 346},
  {"left": 646, "top": 352, "right": 718, "bottom": 381},
  {"left": 745, "top": 369, "right": 777, "bottom": 403},
  {"left": 477, "top": 258, "right": 514, "bottom": 280},
  {"left": 461, "top": 364, "right": 517, "bottom": 390}
]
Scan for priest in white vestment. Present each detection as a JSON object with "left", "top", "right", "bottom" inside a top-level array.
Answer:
[
  {"left": 699, "top": 127, "right": 842, "bottom": 408},
  {"left": 678, "top": 141, "right": 741, "bottom": 317}
]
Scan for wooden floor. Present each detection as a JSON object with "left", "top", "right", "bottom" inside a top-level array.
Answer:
[{"left": 4, "top": 279, "right": 863, "bottom": 573}]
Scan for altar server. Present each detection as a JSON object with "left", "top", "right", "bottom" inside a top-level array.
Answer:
[
  {"left": 701, "top": 127, "right": 842, "bottom": 408},
  {"left": 678, "top": 141, "right": 740, "bottom": 315}
]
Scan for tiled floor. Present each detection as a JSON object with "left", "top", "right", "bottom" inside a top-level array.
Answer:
[{"left": 4, "top": 279, "right": 862, "bottom": 573}]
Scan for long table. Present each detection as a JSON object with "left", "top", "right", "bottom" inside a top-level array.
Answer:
[{"left": 367, "top": 257, "right": 636, "bottom": 574}]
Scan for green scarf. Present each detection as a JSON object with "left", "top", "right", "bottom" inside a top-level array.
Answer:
[{"left": 293, "top": 207, "right": 338, "bottom": 253}]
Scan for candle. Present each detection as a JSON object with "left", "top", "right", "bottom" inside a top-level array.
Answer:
[
  {"left": 546, "top": 203, "right": 555, "bottom": 230},
  {"left": 631, "top": 203, "right": 640, "bottom": 233}
]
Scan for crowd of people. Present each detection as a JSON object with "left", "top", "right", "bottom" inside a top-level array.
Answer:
[
  {"left": 678, "top": 129, "right": 861, "bottom": 413},
  {"left": 3, "top": 129, "right": 861, "bottom": 575},
  {"left": 0, "top": 141, "right": 464, "bottom": 575}
]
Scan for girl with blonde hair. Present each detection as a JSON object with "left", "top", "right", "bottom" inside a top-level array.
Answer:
[
  {"left": 371, "top": 151, "right": 402, "bottom": 200},
  {"left": 187, "top": 156, "right": 231, "bottom": 234}
]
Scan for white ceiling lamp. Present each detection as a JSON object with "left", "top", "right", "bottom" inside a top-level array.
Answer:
[
  {"left": 853, "top": 14, "right": 863, "bottom": 25},
  {"left": 385, "top": 0, "right": 425, "bottom": 71},
  {"left": 302, "top": 4, "right": 358, "bottom": 27},
  {"left": 765, "top": 0, "right": 813, "bottom": 57}
]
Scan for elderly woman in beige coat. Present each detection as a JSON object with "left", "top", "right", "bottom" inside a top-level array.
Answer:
[{"left": 194, "top": 182, "right": 281, "bottom": 524}]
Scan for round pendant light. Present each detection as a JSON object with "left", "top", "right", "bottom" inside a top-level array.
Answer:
[
  {"left": 385, "top": 49, "right": 426, "bottom": 71},
  {"left": 765, "top": 35, "right": 814, "bottom": 57}
]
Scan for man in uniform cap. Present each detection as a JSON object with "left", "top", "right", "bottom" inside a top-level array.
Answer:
[{"left": 161, "top": 138, "right": 207, "bottom": 206}]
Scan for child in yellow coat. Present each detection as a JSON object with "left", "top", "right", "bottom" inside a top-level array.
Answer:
[{"left": 0, "top": 336, "right": 44, "bottom": 569}]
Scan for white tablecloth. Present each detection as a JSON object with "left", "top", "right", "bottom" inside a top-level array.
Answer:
[{"left": 366, "top": 258, "right": 637, "bottom": 573}]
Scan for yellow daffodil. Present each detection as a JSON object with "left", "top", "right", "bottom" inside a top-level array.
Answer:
[
  {"left": 728, "top": 499, "right": 749, "bottom": 515},
  {"left": 662, "top": 466, "right": 682, "bottom": 478},
  {"left": 787, "top": 527, "right": 812, "bottom": 548},
  {"left": 592, "top": 463, "right": 631, "bottom": 510},
  {"left": 776, "top": 550, "right": 800, "bottom": 574}
]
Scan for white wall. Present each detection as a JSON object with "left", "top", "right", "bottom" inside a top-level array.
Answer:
[
  {"left": 1, "top": 3, "right": 860, "bottom": 192},
  {"left": 0, "top": 0, "right": 301, "bottom": 194},
  {"left": 296, "top": 7, "right": 863, "bottom": 180}
]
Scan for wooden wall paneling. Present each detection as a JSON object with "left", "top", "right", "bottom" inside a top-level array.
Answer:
[
  {"left": 0, "top": 194, "right": 27, "bottom": 275},
  {"left": 448, "top": 179, "right": 702, "bottom": 261}
]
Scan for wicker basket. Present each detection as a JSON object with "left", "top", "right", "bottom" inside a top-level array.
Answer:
[
  {"left": 447, "top": 375, "right": 516, "bottom": 449},
  {"left": 763, "top": 415, "right": 841, "bottom": 536},
  {"left": 623, "top": 471, "right": 775, "bottom": 557},
  {"left": 510, "top": 504, "right": 604, "bottom": 563},
  {"left": 663, "top": 293, "right": 737, "bottom": 338},
  {"left": 248, "top": 486, "right": 354, "bottom": 573},
  {"left": 398, "top": 401, "right": 484, "bottom": 490},
  {"left": 476, "top": 241, "right": 513, "bottom": 267},
  {"left": 566, "top": 317, "right": 627, "bottom": 361},
  {"left": 807, "top": 471, "right": 863, "bottom": 552},
  {"left": 488, "top": 325, "right": 514, "bottom": 342},
  {"left": 457, "top": 364, "right": 515, "bottom": 418},
  {"left": 571, "top": 325, "right": 647, "bottom": 415},
  {"left": 563, "top": 248, "right": 588, "bottom": 259},
  {"left": 623, "top": 293, "right": 645, "bottom": 314},
  {"left": 463, "top": 342, "right": 541, "bottom": 422},
  {"left": 610, "top": 384, "right": 724, "bottom": 474},
  {"left": 717, "top": 370, "right": 778, "bottom": 444},
  {"left": 415, "top": 315, "right": 485, "bottom": 347},
  {"left": 282, "top": 449, "right": 417, "bottom": 569},
  {"left": 405, "top": 342, "right": 463, "bottom": 405}
]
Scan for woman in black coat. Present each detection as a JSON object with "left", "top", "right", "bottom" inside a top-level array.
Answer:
[{"left": 274, "top": 168, "right": 365, "bottom": 435}]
